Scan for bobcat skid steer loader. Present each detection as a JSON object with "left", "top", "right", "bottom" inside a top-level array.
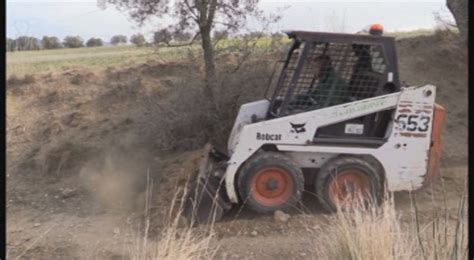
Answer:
[{"left": 183, "top": 26, "right": 446, "bottom": 225}]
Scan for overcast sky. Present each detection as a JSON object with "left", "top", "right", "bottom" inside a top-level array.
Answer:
[{"left": 7, "top": 0, "right": 454, "bottom": 41}]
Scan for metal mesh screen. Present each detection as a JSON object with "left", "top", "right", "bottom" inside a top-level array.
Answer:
[
  {"left": 273, "top": 48, "right": 300, "bottom": 101},
  {"left": 276, "top": 42, "right": 388, "bottom": 114}
]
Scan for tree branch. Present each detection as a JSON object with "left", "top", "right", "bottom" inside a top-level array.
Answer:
[
  {"left": 213, "top": 20, "right": 239, "bottom": 30},
  {"left": 162, "top": 32, "right": 201, "bottom": 47},
  {"left": 194, "top": 0, "right": 207, "bottom": 28},
  {"left": 183, "top": 0, "right": 199, "bottom": 22},
  {"left": 228, "top": 31, "right": 266, "bottom": 74},
  {"left": 212, "top": 30, "right": 228, "bottom": 48}
]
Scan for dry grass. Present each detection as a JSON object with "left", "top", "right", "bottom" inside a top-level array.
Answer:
[
  {"left": 140, "top": 56, "right": 275, "bottom": 153},
  {"left": 128, "top": 181, "right": 467, "bottom": 260},
  {"left": 7, "top": 74, "right": 36, "bottom": 86},
  {"left": 386, "top": 29, "right": 436, "bottom": 39},
  {"left": 313, "top": 189, "right": 468, "bottom": 259},
  {"left": 315, "top": 195, "right": 417, "bottom": 259},
  {"left": 128, "top": 172, "right": 218, "bottom": 260}
]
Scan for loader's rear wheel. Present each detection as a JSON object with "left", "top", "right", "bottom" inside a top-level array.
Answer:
[
  {"left": 316, "top": 156, "right": 383, "bottom": 212},
  {"left": 238, "top": 152, "right": 304, "bottom": 213}
]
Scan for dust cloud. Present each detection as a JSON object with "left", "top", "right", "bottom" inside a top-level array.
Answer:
[{"left": 78, "top": 147, "right": 153, "bottom": 212}]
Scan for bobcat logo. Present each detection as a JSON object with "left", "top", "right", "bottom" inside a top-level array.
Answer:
[{"left": 290, "top": 122, "right": 306, "bottom": 133}]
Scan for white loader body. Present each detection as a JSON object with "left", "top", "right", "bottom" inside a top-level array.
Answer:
[{"left": 224, "top": 85, "right": 437, "bottom": 204}]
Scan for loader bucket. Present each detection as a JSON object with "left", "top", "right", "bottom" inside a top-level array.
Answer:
[{"left": 183, "top": 144, "right": 232, "bottom": 225}]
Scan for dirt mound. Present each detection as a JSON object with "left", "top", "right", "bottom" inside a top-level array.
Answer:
[
  {"left": 140, "top": 60, "right": 199, "bottom": 77},
  {"left": 63, "top": 69, "right": 99, "bottom": 86},
  {"left": 396, "top": 31, "right": 468, "bottom": 165}
]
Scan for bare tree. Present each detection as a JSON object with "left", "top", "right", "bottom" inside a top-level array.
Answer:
[
  {"left": 99, "top": 0, "right": 272, "bottom": 99},
  {"left": 173, "top": 31, "right": 193, "bottom": 42},
  {"left": 213, "top": 29, "right": 229, "bottom": 41},
  {"left": 446, "top": 0, "right": 468, "bottom": 44}
]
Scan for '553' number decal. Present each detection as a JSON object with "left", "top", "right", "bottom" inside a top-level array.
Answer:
[{"left": 396, "top": 114, "right": 431, "bottom": 132}]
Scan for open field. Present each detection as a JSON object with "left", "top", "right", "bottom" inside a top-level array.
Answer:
[
  {"left": 6, "top": 29, "right": 467, "bottom": 258},
  {"left": 6, "top": 45, "right": 196, "bottom": 77},
  {"left": 6, "top": 37, "right": 289, "bottom": 77},
  {"left": 6, "top": 30, "right": 436, "bottom": 77}
]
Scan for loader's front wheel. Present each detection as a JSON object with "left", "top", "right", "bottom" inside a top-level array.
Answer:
[
  {"left": 238, "top": 152, "right": 304, "bottom": 213},
  {"left": 316, "top": 156, "right": 383, "bottom": 212}
]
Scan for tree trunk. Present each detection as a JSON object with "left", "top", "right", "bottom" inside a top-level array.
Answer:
[
  {"left": 199, "top": 25, "right": 221, "bottom": 145},
  {"left": 194, "top": 0, "right": 220, "bottom": 146},
  {"left": 447, "top": 0, "right": 468, "bottom": 44},
  {"left": 200, "top": 27, "right": 217, "bottom": 101}
]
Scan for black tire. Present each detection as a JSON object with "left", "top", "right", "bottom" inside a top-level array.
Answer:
[
  {"left": 237, "top": 152, "right": 304, "bottom": 213},
  {"left": 315, "top": 156, "right": 383, "bottom": 212}
]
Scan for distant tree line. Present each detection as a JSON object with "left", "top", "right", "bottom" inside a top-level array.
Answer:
[
  {"left": 7, "top": 34, "right": 142, "bottom": 52},
  {"left": 6, "top": 30, "right": 283, "bottom": 52}
]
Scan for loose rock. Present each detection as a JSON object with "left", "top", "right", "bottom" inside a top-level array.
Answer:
[
  {"left": 250, "top": 230, "right": 258, "bottom": 237},
  {"left": 61, "top": 188, "right": 76, "bottom": 198},
  {"left": 274, "top": 210, "right": 290, "bottom": 223}
]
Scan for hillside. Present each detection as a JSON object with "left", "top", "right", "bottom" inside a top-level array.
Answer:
[{"left": 6, "top": 31, "right": 467, "bottom": 258}]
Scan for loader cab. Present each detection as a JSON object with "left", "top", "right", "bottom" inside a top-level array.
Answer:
[{"left": 266, "top": 30, "right": 400, "bottom": 142}]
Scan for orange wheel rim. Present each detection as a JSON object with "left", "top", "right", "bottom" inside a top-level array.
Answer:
[
  {"left": 251, "top": 167, "right": 293, "bottom": 207},
  {"left": 328, "top": 170, "right": 370, "bottom": 208}
]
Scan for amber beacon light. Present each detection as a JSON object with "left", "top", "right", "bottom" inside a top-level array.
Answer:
[{"left": 369, "top": 24, "right": 384, "bottom": 36}]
